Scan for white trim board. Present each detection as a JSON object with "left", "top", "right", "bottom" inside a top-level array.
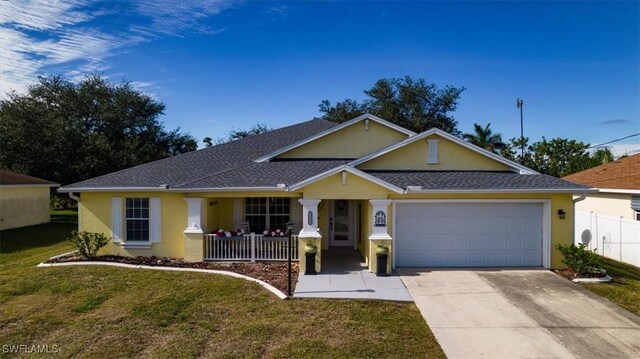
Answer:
[
  {"left": 349, "top": 127, "right": 538, "bottom": 175},
  {"left": 597, "top": 188, "right": 640, "bottom": 195},
  {"left": 254, "top": 114, "right": 415, "bottom": 163},
  {"left": 391, "top": 199, "right": 552, "bottom": 269}
]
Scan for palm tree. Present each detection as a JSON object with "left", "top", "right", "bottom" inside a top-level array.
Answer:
[{"left": 462, "top": 123, "right": 506, "bottom": 153}]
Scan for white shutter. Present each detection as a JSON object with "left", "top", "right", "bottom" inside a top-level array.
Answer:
[
  {"left": 111, "top": 197, "right": 122, "bottom": 243},
  {"left": 150, "top": 197, "right": 161, "bottom": 243}
]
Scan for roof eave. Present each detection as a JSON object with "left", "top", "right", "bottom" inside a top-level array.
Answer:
[
  {"left": 403, "top": 188, "right": 598, "bottom": 194},
  {"left": 1, "top": 183, "right": 59, "bottom": 189},
  {"left": 58, "top": 186, "right": 168, "bottom": 193},
  {"left": 597, "top": 188, "right": 640, "bottom": 195},
  {"left": 167, "top": 187, "right": 288, "bottom": 193}
]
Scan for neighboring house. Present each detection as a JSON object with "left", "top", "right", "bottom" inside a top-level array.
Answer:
[
  {"left": 563, "top": 154, "right": 640, "bottom": 267},
  {"left": 0, "top": 169, "right": 58, "bottom": 230},
  {"left": 59, "top": 114, "right": 592, "bottom": 273},
  {"left": 563, "top": 154, "right": 640, "bottom": 220}
]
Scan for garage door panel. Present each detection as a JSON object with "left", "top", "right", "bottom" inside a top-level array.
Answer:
[{"left": 395, "top": 203, "right": 543, "bottom": 268}]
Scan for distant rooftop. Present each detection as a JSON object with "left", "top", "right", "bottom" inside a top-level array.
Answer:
[
  {"left": 0, "top": 169, "right": 58, "bottom": 186},
  {"left": 563, "top": 154, "right": 640, "bottom": 190}
]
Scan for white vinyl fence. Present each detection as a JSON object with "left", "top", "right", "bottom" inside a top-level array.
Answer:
[
  {"left": 204, "top": 233, "right": 298, "bottom": 262},
  {"left": 575, "top": 211, "right": 640, "bottom": 267}
]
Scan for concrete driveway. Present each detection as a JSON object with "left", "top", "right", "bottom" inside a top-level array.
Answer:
[{"left": 399, "top": 269, "right": 640, "bottom": 359}]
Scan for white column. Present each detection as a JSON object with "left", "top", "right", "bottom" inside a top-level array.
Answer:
[
  {"left": 298, "top": 198, "right": 321, "bottom": 238},
  {"left": 369, "top": 199, "right": 391, "bottom": 240},
  {"left": 184, "top": 198, "right": 205, "bottom": 233}
]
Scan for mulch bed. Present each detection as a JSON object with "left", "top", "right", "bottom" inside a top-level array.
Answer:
[
  {"left": 555, "top": 268, "right": 608, "bottom": 281},
  {"left": 48, "top": 255, "right": 299, "bottom": 294}
]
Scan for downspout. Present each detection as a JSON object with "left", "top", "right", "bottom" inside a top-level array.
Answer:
[
  {"left": 572, "top": 193, "right": 587, "bottom": 204},
  {"left": 68, "top": 192, "right": 80, "bottom": 232}
]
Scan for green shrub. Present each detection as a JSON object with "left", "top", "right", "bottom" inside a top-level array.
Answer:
[
  {"left": 68, "top": 231, "right": 110, "bottom": 258},
  {"left": 555, "top": 243, "right": 603, "bottom": 276}
]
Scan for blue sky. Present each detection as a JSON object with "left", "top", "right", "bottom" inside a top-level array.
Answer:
[{"left": 1, "top": 1, "right": 638, "bottom": 155}]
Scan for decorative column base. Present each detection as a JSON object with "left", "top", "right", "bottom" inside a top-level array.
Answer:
[
  {"left": 368, "top": 237, "right": 392, "bottom": 274},
  {"left": 184, "top": 232, "right": 204, "bottom": 262},
  {"left": 297, "top": 235, "right": 322, "bottom": 274}
]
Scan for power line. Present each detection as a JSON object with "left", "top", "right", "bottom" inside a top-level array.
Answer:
[{"left": 588, "top": 133, "right": 640, "bottom": 149}]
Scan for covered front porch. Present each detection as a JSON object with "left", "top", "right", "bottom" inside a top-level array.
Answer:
[
  {"left": 294, "top": 248, "right": 412, "bottom": 301},
  {"left": 182, "top": 195, "right": 395, "bottom": 275}
]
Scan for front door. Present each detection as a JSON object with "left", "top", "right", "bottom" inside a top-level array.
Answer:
[{"left": 329, "top": 200, "right": 355, "bottom": 247}]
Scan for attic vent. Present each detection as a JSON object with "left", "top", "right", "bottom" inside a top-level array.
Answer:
[
  {"left": 631, "top": 196, "right": 640, "bottom": 211},
  {"left": 427, "top": 139, "right": 439, "bottom": 164}
]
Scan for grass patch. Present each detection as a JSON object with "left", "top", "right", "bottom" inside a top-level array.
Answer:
[
  {"left": 0, "top": 215, "right": 445, "bottom": 358},
  {"left": 582, "top": 257, "right": 640, "bottom": 316},
  {"left": 50, "top": 208, "right": 79, "bottom": 224},
  {"left": 74, "top": 294, "right": 108, "bottom": 313}
]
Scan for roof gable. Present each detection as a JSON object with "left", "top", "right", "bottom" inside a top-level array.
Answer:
[
  {"left": 255, "top": 114, "right": 415, "bottom": 162},
  {"left": 0, "top": 169, "right": 57, "bottom": 186},
  {"left": 351, "top": 128, "right": 536, "bottom": 174},
  {"left": 563, "top": 154, "right": 640, "bottom": 190}
]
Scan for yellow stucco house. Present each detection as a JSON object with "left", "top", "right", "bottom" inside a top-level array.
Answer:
[
  {"left": 0, "top": 169, "right": 58, "bottom": 230},
  {"left": 59, "top": 114, "right": 593, "bottom": 273}
]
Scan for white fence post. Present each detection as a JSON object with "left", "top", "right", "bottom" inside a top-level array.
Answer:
[
  {"left": 251, "top": 233, "right": 256, "bottom": 262},
  {"left": 619, "top": 216, "right": 623, "bottom": 263}
]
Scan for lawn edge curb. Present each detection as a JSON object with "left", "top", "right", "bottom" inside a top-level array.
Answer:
[{"left": 37, "top": 261, "right": 288, "bottom": 300}]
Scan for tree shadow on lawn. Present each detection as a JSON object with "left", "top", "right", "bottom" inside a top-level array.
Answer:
[{"left": 0, "top": 222, "right": 76, "bottom": 254}]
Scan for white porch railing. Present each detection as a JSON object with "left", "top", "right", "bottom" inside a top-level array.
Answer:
[{"left": 204, "top": 233, "right": 299, "bottom": 262}]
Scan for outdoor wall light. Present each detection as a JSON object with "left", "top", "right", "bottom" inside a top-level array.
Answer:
[{"left": 557, "top": 209, "right": 566, "bottom": 219}]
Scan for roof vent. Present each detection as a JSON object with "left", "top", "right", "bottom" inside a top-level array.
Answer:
[
  {"left": 276, "top": 183, "right": 286, "bottom": 188},
  {"left": 406, "top": 186, "right": 422, "bottom": 191}
]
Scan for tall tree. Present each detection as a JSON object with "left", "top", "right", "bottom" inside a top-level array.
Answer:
[
  {"left": 0, "top": 74, "right": 197, "bottom": 185},
  {"left": 462, "top": 123, "right": 506, "bottom": 153},
  {"left": 501, "top": 137, "right": 614, "bottom": 177},
  {"left": 319, "top": 76, "right": 465, "bottom": 135}
]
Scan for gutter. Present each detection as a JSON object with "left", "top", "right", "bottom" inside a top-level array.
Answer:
[
  {"left": 58, "top": 186, "right": 168, "bottom": 193},
  {"left": 57, "top": 185, "right": 288, "bottom": 193},
  {"left": 403, "top": 188, "right": 600, "bottom": 194}
]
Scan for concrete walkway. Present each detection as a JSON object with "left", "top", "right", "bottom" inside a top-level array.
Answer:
[
  {"left": 294, "top": 249, "right": 412, "bottom": 301},
  {"left": 399, "top": 269, "right": 640, "bottom": 359}
]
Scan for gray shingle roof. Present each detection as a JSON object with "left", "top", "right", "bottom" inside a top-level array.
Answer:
[
  {"left": 62, "top": 119, "right": 338, "bottom": 190},
  {"left": 61, "top": 117, "right": 591, "bottom": 193},
  {"left": 366, "top": 171, "right": 592, "bottom": 191}
]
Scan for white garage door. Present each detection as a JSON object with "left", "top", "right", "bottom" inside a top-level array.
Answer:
[{"left": 395, "top": 203, "right": 543, "bottom": 267}]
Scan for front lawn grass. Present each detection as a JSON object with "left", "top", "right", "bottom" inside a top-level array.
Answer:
[
  {"left": 582, "top": 257, "right": 640, "bottom": 316},
  {"left": 0, "top": 219, "right": 444, "bottom": 358}
]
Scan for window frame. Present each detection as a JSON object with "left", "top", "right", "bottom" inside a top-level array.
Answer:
[
  {"left": 125, "top": 198, "right": 150, "bottom": 242},
  {"left": 635, "top": 210, "right": 640, "bottom": 221},
  {"left": 245, "top": 197, "right": 291, "bottom": 233}
]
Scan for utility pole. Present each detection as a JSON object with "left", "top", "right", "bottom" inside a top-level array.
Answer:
[{"left": 516, "top": 98, "right": 524, "bottom": 158}]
